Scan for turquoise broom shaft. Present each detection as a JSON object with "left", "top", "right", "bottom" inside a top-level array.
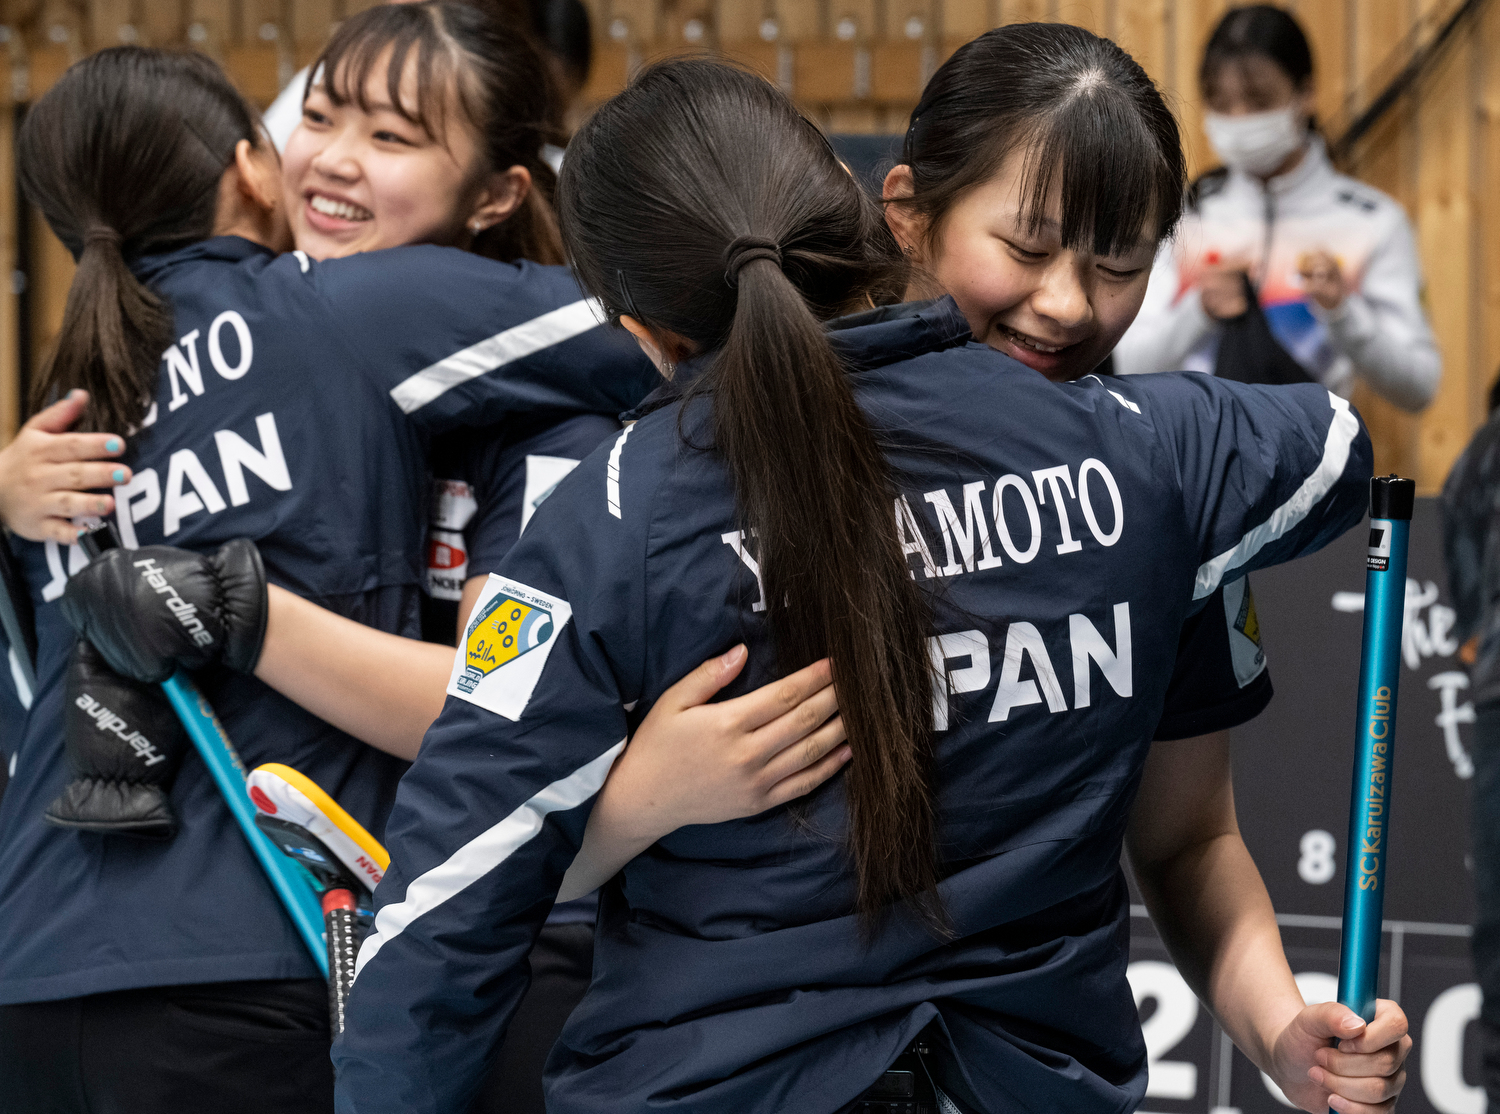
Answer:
[{"left": 1335, "top": 476, "right": 1414, "bottom": 1033}]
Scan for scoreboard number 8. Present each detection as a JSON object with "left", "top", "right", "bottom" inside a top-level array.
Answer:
[{"left": 1298, "top": 829, "right": 1337, "bottom": 884}]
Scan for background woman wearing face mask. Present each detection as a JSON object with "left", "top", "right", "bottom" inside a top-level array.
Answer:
[{"left": 1113, "top": 3, "right": 1441, "bottom": 413}]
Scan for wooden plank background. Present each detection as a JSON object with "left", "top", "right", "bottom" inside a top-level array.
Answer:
[{"left": 0, "top": 0, "right": 1492, "bottom": 494}]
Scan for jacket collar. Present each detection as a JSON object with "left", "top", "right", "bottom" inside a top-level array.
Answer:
[
  {"left": 620, "top": 295, "right": 973, "bottom": 420},
  {"left": 825, "top": 295, "right": 974, "bottom": 371},
  {"left": 1265, "top": 134, "right": 1334, "bottom": 198},
  {"left": 129, "top": 235, "right": 276, "bottom": 284}
]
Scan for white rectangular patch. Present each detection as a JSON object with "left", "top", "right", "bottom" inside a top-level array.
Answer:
[
  {"left": 448, "top": 575, "right": 572, "bottom": 721},
  {"left": 520, "top": 455, "right": 582, "bottom": 534}
]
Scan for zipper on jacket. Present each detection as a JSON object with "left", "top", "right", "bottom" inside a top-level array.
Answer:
[{"left": 1257, "top": 182, "right": 1276, "bottom": 303}]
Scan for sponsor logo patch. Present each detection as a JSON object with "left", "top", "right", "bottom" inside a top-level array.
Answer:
[{"left": 448, "top": 575, "right": 571, "bottom": 720}]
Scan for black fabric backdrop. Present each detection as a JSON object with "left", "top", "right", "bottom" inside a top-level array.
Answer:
[{"left": 1129, "top": 497, "right": 1481, "bottom": 1113}]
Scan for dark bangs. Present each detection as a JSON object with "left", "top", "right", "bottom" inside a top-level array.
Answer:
[
  {"left": 1013, "top": 80, "right": 1184, "bottom": 257},
  {"left": 901, "top": 23, "right": 1186, "bottom": 258},
  {"left": 311, "top": 3, "right": 482, "bottom": 146}
]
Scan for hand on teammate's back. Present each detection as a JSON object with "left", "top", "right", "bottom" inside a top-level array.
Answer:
[
  {"left": 613, "top": 647, "right": 850, "bottom": 832},
  {"left": 558, "top": 648, "right": 850, "bottom": 902},
  {"left": 0, "top": 390, "right": 131, "bottom": 545}
]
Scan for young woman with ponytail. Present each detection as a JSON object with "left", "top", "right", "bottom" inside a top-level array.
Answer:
[
  {"left": 336, "top": 57, "right": 1403, "bottom": 1114},
  {"left": 870, "top": 30, "right": 1410, "bottom": 1114},
  {"left": 1, "top": 15, "right": 848, "bottom": 1112},
  {"left": 0, "top": 36, "right": 664, "bottom": 1111}
]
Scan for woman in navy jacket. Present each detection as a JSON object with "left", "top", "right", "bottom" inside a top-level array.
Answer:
[
  {"left": 0, "top": 45, "right": 654, "bottom": 1113},
  {"left": 334, "top": 59, "right": 1407, "bottom": 1114}
]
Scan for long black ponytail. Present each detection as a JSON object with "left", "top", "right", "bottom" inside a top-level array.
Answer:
[
  {"left": 559, "top": 59, "right": 943, "bottom": 934},
  {"left": 18, "top": 47, "right": 260, "bottom": 433}
]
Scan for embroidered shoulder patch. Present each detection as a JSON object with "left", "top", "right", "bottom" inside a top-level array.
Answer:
[{"left": 448, "top": 575, "right": 572, "bottom": 720}]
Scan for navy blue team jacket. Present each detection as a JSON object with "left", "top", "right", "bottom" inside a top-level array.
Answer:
[
  {"left": 425, "top": 413, "right": 622, "bottom": 925},
  {"left": 0, "top": 235, "right": 655, "bottom": 1004},
  {"left": 334, "top": 297, "right": 1371, "bottom": 1114}
]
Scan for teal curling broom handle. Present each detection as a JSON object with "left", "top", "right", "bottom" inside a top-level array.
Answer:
[
  {"left": 156, "top": 676, "right": 328, "bottom": 975},
  {"left": 76, "top": 522, "right": 328, "bottom": 976},
  {"left": 1333, "top": 474, "right": 1415, "bottom": 1092}
]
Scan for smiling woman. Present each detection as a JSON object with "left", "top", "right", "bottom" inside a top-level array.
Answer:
[
  {"left": 283, "top": 2, "right": 564, "bottom": 264},
  {"left": 882, "top": 23, "right": 1184, "bottom": 383}
]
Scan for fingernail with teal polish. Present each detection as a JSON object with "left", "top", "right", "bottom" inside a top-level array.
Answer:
[
  {"left": 105, "top": 439, "right": 121, "bottom": 453},
  {"left": 112, "top": 469, "right": 125, "bottom": 483}
]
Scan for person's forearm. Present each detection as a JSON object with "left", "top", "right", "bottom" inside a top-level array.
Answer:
[
  {"left": 557, "top": 765, "right": 666, "bottom": 901},
  {"left": 253, "top": 585, "right": 453, "bottom": 760},
  {"left": 1131, "top": 830, "right": 1304, "bottom": 1071}
]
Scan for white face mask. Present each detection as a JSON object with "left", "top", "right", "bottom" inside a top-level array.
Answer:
[{"left": 1203, "top": 106, "right": 1307, "bottom": 177}]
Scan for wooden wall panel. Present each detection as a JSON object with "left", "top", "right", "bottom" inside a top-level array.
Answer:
[
  {"left": 941, "top": 0, "right": 994, "bottom": 40},
  {"left": 0, "top": 54, "right": 16, "bottom": 441},
  {"left": 1171, "top": 0, "right": 1226, "bottom": 178},
  {"left": 769, "top": 0, "right": 821, "bottom": 41},
  {"left": 1115, "top": 0, "right": 1170, "bottom": 92},
  {"left": 1054, "top": 0, "right": 1108, "bottom": 37},
  {"left": 138, "top": 0, "right": 184, "bottom": 47},
  {"left": 1295, "top": 0, "right": 1350, "bottom": 128},
  {"left": 27, "top": 207, "right": 71, "bottom": 399},
  {"left": 86, "top": 0, "right": 132, "bottom": 49},
  {"left": 716, "top": 0, "right": 763, "bottom": 42},
  {"left": 1412, "top": 31, "right": 1474, "bottom": 488},
  {"left": 999, "top": 0, "right": 1051, "bottom": 22},
  {"left": 1481, "top": 0, "right": 1500, "bottom": 415}
]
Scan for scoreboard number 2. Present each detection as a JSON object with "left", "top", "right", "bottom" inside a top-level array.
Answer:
[{"left": 1128, "top": 960, "right": 1200, "bottom": 1100}]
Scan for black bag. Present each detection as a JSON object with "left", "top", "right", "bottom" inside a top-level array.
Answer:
[{"left": 1214, "top": 272, "right": 1315, "bottom": 386}]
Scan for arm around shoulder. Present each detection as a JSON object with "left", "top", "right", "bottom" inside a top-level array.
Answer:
[
  {"left": 334, "top": 456, "right": 643, "bottom": 1114},
  {"left": 253, "top": 585, "right": 453, "bottom": 760},
  {"left": 1146, "top": 374, "right": 1372, "bottom": 590}
]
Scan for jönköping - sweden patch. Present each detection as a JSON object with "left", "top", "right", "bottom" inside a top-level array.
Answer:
[{"left": 448, "top": 575, "right": 572, "bottom": 720}]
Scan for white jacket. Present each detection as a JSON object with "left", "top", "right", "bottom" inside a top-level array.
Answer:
[{"left": 1114, "top": 137, "right": 1440, "bottom": 412}]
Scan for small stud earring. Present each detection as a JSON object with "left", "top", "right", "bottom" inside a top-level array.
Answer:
[{"left": 470, "top": 220, "right": 485, "bottom": 235}]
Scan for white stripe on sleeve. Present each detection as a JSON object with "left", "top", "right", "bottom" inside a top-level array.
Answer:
[
  {"left": 606, "top": 424, "right": 633, "bottom": 519},
  {"left": 353, "top": 738, "right": 625, "bottom": 979},
  {"left": 389, "top": 299, "right": 607, "bottom": 414},
  {"left": 1193, "top": 391, "right": 1359, "bottom": 600}
]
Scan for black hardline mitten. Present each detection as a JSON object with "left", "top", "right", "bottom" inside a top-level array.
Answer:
[
  {"left": 45, "top": 639, "right": 189, "bottom": 839},
  {"left": 59, "top": 539, "right": 268, "bottom": 684}
]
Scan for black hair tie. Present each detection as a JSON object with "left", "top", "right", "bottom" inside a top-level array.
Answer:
[
  {"left": 83, "top": 225, "right": 122, "bottom": 250},
  {"left": 723, "top": 236, "right": 782, "bottom": 286}
]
